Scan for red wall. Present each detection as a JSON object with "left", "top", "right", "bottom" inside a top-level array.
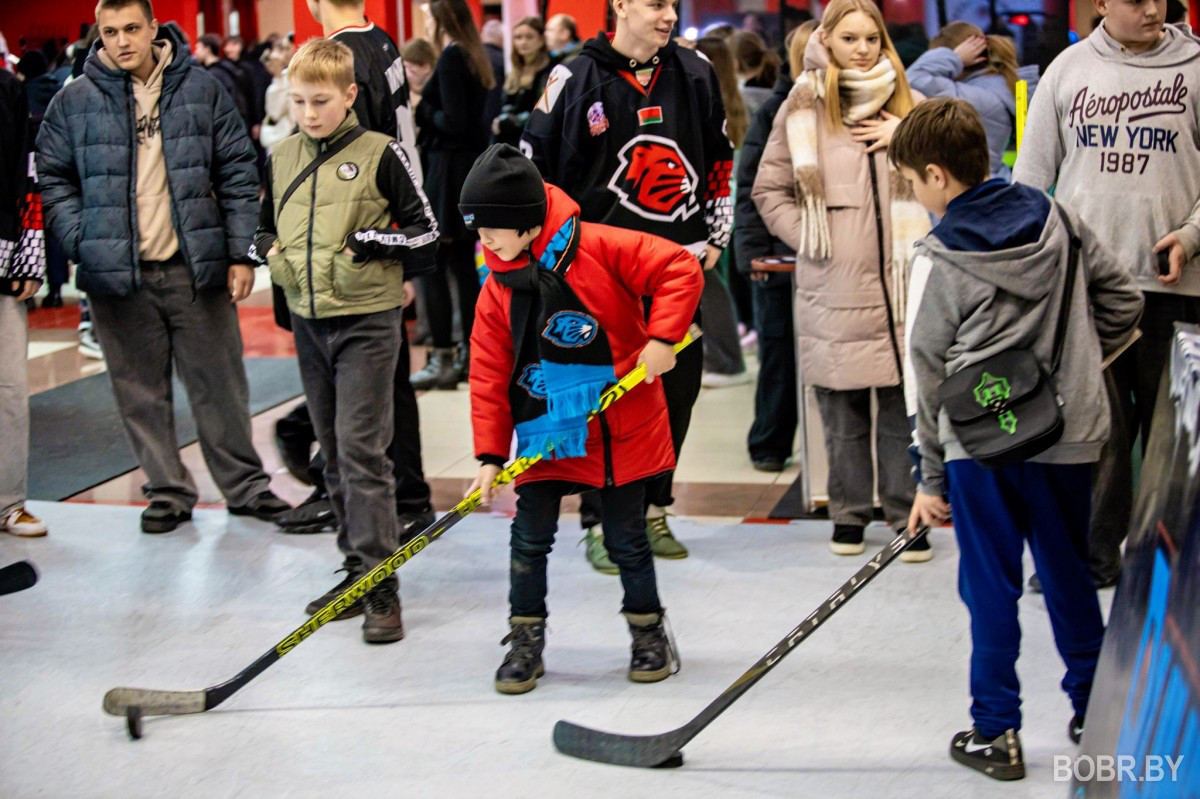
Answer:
[
  {"left": 546, "top": 0, "right": 605, "bottom": 41},
  {"left": 1, "top": 0, "right": 200, "bottom": 54}
]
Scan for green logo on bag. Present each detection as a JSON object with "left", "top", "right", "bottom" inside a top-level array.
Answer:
[
  {"left": 974, "top": 371, "right": 1011, "bottom": 410},
  {"left": 998, "top": 410, "right": 1018, "bottom": 435}
]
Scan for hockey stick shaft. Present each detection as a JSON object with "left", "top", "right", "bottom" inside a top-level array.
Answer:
[
  {"left": 553, "top": 525, "right": 929, "bottom": 767},
  {"left": 104, "top": 327, "right": 701, "bottom": 718}
]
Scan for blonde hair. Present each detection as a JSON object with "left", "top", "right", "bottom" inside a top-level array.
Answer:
[
  {"left": 787, "top": 20, "right": 819, "bottom": 79},
  {"left": 931, "top": 21, "right": 1018, "bottom": 95},
  {"left": 288, "top": 38, "right": 355, "bottom": 90},
  {"left": 819, "top": 0, "right": 915, "bottom": 132}
]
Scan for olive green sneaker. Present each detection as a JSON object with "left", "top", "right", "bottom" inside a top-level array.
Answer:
[
  {"left": 646, "top": 509, "right": 688, "bottom": 559},
  {"left": 582, "top": 527, "right": 619, "bottom": 574}
]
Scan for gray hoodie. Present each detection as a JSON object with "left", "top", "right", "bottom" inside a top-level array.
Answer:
[
  {"left": 908, "top": 201, "right": 1143, "bottom": 496},
  {"left": 1014, "top": 22, "right": 1200, "bottom": 296}
]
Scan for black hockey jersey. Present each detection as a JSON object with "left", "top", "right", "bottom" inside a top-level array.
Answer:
[
  {"left": 521, "top": 33, "right": 732, "bottom": 254},
  {"left": 331, "top": 21, "right": 422, "bottom": 182}
]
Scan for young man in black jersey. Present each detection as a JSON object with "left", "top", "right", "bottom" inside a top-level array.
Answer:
[
  {"left": 275, "top": 0, "right": 436, "bottom": 541},
  {"left": 522, "top": 0, "right": 732, "bottom": 570}
]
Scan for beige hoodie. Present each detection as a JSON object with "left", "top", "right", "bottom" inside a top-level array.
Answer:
[{"left": 100, "top": 41, "right": 180, "bottom": 262}]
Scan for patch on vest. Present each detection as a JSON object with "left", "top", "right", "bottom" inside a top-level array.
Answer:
[
  {"left": 542, "top": 311, "right": 598, "bottom": 348},
  {"left": 337, "top": 162, "right": 360, "bottom": 181}
]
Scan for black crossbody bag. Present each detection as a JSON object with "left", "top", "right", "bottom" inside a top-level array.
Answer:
[{"left": 936, "top": 207, "right": 1080, "bottom": 469}]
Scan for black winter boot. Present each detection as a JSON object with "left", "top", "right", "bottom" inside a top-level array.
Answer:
[
  {"left": 495, "top": 617, "right": 546, "bottom": 694},
  {"left": 454, "top": 342, "right": 471, "bottom": 379},
  {"left": 624, "top": 611, "right": 679, "bottom": 683},
  {"left": 410, "top": 347, "right": 461, "bottom": 391}
]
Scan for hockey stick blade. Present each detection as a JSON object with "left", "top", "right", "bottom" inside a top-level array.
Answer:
[
  {"left": 553, "top": 526, "right": 929, "bottom": 767},
  {"left": 101, "top": 328, "right": 702, "bottom": 726},
  {"left": 554, "top": 720, "right": 688, "bottom": 768}
]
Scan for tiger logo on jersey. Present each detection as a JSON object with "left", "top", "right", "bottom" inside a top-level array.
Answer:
[{"left": 607, "top": 134, "right": 701, "bottom": 223}]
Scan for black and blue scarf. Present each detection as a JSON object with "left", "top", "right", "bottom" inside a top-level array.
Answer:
[{"left": 492, "top": 215, "right": 616, "bottom": 460}]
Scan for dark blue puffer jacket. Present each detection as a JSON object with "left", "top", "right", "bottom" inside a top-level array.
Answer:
[{"left": 36, "top": 27, "right": 257, "bottom": 297}]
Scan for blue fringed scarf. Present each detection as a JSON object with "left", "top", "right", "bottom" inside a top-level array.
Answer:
[{"left": 492, "top": 215, "right": 616, "bottom": 460}]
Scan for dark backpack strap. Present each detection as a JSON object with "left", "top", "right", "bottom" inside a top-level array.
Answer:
[
  {"left": 1050, "top": 203, "right": 1081, "bottom": 374},
  {"left": 276, "top": 126, "right": 367, "bottom": 217}
]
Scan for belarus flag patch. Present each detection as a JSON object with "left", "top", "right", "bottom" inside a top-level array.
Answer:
[{"left": 637, "top": 106, "right": 663, "bottom": 126}]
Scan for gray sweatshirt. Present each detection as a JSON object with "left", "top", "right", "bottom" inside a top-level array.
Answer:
[
  {"left": 1013, "top": 22, "right": 1200, "bottom": 296},
  {"left": 908, "top": 202, "right": 1143, "bottom": 496}
]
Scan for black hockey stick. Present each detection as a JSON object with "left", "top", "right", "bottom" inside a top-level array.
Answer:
[
  {"left": 553, "top": 525, "right": 930, "bottom": 768},
  {"left": 102, "top": 327, "right": 701, "bottom": 737}
]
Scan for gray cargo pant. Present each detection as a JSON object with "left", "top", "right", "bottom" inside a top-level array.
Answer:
[
  {"left": 291, "top": 308, "right": 402, "bottom": 584},
  {"left": 813, "top": 385, "right": 915, "bottom": 527},
  {"left": 88, "top": 258, "right": 271, "bottom": 511}
]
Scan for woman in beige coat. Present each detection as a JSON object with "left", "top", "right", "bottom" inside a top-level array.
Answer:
[{"left": 752, "top": 0, "right": 932, "bottom": 560}]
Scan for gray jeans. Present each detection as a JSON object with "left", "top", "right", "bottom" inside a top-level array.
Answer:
[
  {"left": 0, "top": 296, "right": 29, "bottom": 515},
  {"left": 700, "top": 268, "right": 745, "bottom": 375},
  {"left": 292, "top": 308, "right": 402, "bottom": 579},
  {"left": 89, "top": 260, "right": 270, "bottom": 511},
  {"left": 813, "top": 385, "right": 914, "bottom": 527}
]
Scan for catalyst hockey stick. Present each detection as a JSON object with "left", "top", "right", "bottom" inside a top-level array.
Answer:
[
  {"left": 103, "top": 326, "right": 701, "bottom": 738},
  {"left": 553, "top": 524, "right": 930, "bottom": 768}
]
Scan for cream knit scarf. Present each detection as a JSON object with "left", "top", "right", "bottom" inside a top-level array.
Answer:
[{"left": 784, "top": 59, "right": 929, "bottom": 326}]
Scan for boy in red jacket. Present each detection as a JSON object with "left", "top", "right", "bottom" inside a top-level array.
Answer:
[{"left": 462, "top": 145, "right": 703, "bottom": 694}]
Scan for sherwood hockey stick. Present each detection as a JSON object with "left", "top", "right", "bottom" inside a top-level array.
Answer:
[
  {"left": 553, "top": 524, "right": 930, "bottom": 768},
  {"left": 103, "top": 326, "right": 701, "bottom": 738}
]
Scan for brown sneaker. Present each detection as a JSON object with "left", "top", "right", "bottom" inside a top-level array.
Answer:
[
  {"left": 2, "top": 506, "right": 48, "bottom": 537},
  {"left": 305, "top": 569, "right": 364, "bottom": 620},
  {"left": 362, "top": 585, "right": 404, "bottom": 644}
]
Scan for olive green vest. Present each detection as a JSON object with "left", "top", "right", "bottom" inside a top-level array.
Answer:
[{"left": 268, "top": 112, "right": 407, "bottom": 319}]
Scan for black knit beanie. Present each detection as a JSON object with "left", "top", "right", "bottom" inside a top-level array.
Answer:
[{"left": 459, "top": 144, "right": 547, "bottom": 231}]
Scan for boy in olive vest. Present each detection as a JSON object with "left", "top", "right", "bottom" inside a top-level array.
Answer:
[{"left": 250, "top": 38, "right": 439, "bottom": 644}]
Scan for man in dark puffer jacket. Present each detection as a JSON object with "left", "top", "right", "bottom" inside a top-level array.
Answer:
[{"left": 37, "top": 0, "right": 289, "bottom": 534}]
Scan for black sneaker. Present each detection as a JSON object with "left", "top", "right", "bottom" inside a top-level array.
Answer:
[
  {"left": 829, "top": 524, "right": 865, "bottom": 555},
  {"left": 751, "top": 457, "right": 787, "bottom": 473},
  {"left": 361, "top": 585, "right": 404, "bottom": 644},
  {"left": 274, "top": 418, "right": 315, "bottom": 485},
  {"left": 397, "top": 509, "right": 437, "bottom": 547},
  {"left": 1068, "top": 715, "right": 1084, "bottom": 744},
  {"left": 229, "top": 490, "right": 292, "bottom": 521},
  {"left": 276, "top": 489, "right": 335, "bottom": 534},
  {"left": 950, "top": 727, "right": 1025, "bottom": 781},
  {"left": 305, "top": 569, "right": 365, "bottom": 620},
  {"left": 141, "top": 501, "right": 192, "bottom": 534},
  {"left": 899, "top": 527, "right": 933, "bottom": 563}
]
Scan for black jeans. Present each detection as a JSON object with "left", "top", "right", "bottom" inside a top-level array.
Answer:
[
  {"left": 421, "top": 236, "right": 479, "bottom": 348},
  {"left": 747, "top": 281, "right": 797, "bottom": 462},
  {"left": 276, "top": 322, "right": 432, "bottom": 514},
  {"left": 511, "top": 480, "right": 662, "bottom": 619}
]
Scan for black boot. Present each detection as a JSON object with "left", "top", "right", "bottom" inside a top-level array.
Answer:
[
  {"left": 276, "top": 488, "right": 335, "bottom": 534},
  {"left": 361, "top": 583, "right": 404, "bottom": 644},
  {"left": 624, "top": 611, "right": 679, "bottom": 683},
  {"left": 495, "top": 617, "right": 546, "bottom": 694},
  {"left": 949, "top": 727, "right": 1025, "bottom": 781},
  {"left": 454, "top": 342, "right": 470, "bottom": 379},
  {"left": 410, "top": 347, "right": 461, "bottom": 391}
]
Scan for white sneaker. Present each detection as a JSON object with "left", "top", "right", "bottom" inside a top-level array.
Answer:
[
  {"left": 78, "top": 325, "right": 104, "bottom": 360},
  {"left": 701, "top": 371, "right": 752, "bottom": 389},
  {"left": 2, "top": 506, "right": 48, "bottom": 537}
]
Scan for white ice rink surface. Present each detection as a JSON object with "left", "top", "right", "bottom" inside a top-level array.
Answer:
[{"left": 1, "top": 501, "right": 1110, "bottom": 798}]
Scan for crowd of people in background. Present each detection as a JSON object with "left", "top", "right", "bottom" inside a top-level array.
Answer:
[{"left": 2, "top": 0, "right": 1198, "bottom": 782}]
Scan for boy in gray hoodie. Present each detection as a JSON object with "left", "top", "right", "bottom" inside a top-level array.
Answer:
[
  {"left": 892, "top": 98, "right": 1143, "bottom": 781},
  {"left": 1013, "top": 1, "right": 1200, "bottom": 585}
]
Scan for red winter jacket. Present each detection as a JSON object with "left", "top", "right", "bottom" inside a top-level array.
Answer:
[{"left": 469, "top": 184, "right": 703, "bottom": 488}]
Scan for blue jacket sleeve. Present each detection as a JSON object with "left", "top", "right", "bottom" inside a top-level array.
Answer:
[{"left": 208, "top": 77, "right": 259, "bottom": 264}]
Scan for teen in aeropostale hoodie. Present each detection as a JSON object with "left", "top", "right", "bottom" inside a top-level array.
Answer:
[
  {"left": 521, "top": 0, "right": 733, "bottom": 568},
  {"left": 1013, "top": 3, "right": 1200, "bottom": 587}
]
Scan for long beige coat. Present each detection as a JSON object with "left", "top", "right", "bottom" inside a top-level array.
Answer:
[{"left": 752, "top": 86, "right": 909, "bottom": 391}]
